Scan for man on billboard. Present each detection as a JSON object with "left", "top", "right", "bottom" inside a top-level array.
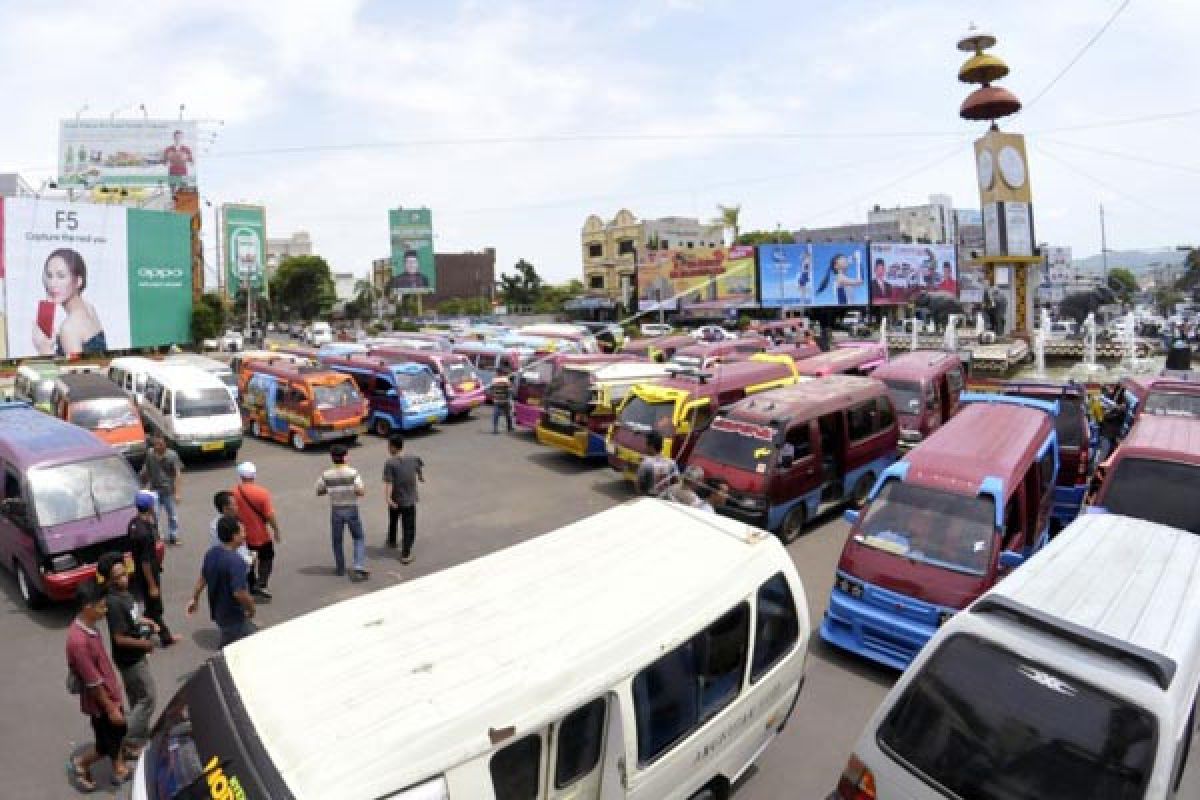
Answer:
[
  {"left": 392, "top": 249, "right": 430, "bottom": 289},
  {"left": 163, "top": 131, "right": 193, "bottom": 186},
  {"left": 870, "top": 258, "right": 892, "bottom": 303},
  {"left": 31, "top": 248, "right": 107, "bottom": 356}
]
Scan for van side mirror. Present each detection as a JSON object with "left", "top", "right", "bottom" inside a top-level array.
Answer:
[
  {"left": 2, "top": 498, "right": 29, "bottom": 527},
  {"left": 999, "top": 550, "right": 1025, "bottom": 570},
  {"left": 843, "top": 509, "right": 860, "bottom": 526}
]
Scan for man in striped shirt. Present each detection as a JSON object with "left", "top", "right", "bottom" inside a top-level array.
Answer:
[{"left": 315, "top": 444, "right": 369, "bottom": 581}]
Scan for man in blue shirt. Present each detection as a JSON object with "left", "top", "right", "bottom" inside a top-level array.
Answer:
[{"left": 186, "top": 516, "right": 257, "bottom": 648}]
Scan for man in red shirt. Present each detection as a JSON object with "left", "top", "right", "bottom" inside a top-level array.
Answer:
[
  {"left": 163, "top": 130, "right": 193, "bottom": 181},
  {"left": 233, "top": 462, "right": 282, "bottom": 599},
  {"left": 66, "top": 579, "right": 128, "bottom": 790}
]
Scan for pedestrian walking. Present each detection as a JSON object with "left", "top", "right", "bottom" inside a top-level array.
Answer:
[
  {"left": 139, "top": 432, "right": 183, "bottom": 545},
  {"left": 187, "top": 515, "right": 257, "bottom": 648},
  {"left": 233, "top": 462, "right": 282, "bottom": 599},
  {"left": 491, "top": 367, "right": 514, "bottom": 433},
  {"left": 96, "top": 552, "right": 157, "bottom": 760},
  {"left": 383, "top": 434, "right": 424, "bottom": 564},
  {"left": 635, "top": 432, "right": 680, "bottom": 497},
  {"left": 66, "top": 579, "right": 129, "bottom": 791},
  {"left": 316, "top": 443, "right": 369, "bottom": 581},
  {"left": 127, "top": 490, "right": 181, "bottom": 648},
  {"left": 210, "top": 490, "right": 254, "bottom": 575}
]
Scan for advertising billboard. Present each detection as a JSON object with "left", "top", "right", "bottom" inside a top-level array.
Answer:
[
  {"left": 389, "top": 208, "right": 435, "bottom": 293},
  {"left": 867, "top": 243, "right": 958, "bottom": 305},
  {"left": 757, "top": 242, "right": 869, "bottom": 308},
  {"left": 223, "top": 205, "right": 266, "bottom": 295},
  {"left": 1, "top": 198, "right": 192, "bottom": 358},
  {"left": 1045, "top": 245, "right": 1072, "bottom": 284},
  {"left": 59, "top": 119, "right": 199, "bottom": 189},
  {"left": 635, "top": 246, "right": 757, "bottom": 312}
]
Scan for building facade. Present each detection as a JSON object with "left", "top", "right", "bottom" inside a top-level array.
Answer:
[
  {"left": 333, "top": 271, "right": 357, "bottom": 302},
  {"left": 265, "top": 231, "right": 313, "bottom": 279},
  {"left": 372, "top": 257, "right": 393, "bottom": 295}
]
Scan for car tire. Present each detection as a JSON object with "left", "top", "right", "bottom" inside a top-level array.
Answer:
[
  {"left": 852, "top": 473, "right": 874, "bottom": 509},
  {"left": 374, "top": 417, "right": 391, "bottom": 437},
  {"left": 291, "top": 432, "right": 306, "bottom": 451},
  {"left": 15, "top": 561, "right": 47, "bottom": 610},
  {"left": 778, "top": 504, "right": 806, "bottom": 545}
]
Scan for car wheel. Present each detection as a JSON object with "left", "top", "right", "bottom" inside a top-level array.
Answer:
[
  {"left": 291, "top": 432, "right": 306, "bottom": 451},
  {"left": 852, "top": 473, "right": 874, "bottom": 510},
  {"left": 250, "top": 420, "right": 262, "bottom": 438},
  {"left": 15, "top": 561, "right": 47, "bottom": 610},
  {"left": 374, "top": 417, "right": 391, "bottom": 437},
  {"left": 778, "top": 504, "right": 807, "bottom": 545},
  {"left": 688, "top": 788, "right": 719, "bottom": 800}
]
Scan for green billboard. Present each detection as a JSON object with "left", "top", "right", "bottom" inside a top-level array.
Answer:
[
  {"left": 224, "top": 204, "right": 266, "bottom": 294},
  {"left": 128, "top": 209, "right": 194, "bottom": 346},
  {"left": 388, "top": 207, "right": 435, "bottom": 292}
]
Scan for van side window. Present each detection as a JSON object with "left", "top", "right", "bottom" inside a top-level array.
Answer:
[
  {"left": 347, "top": 372, "right": 372, "bottom": 394},
  {"left": 288, "top": 386, "right": 307, "bottom": 405},
  {"left": 751, "top": 573, "right": 800, "bottom": 682},
  {"left": 1038, "top": 448, "right": 1055, "bottom": 497},
  {"left": 3, "top": 467, "right": 21, "bottom": 501},
  {"left": 490, "top": 733, "right": 541, "bottom": 800},
  {"left": 144, "top": 381, "right": 162, "bottom": 409},
  {"left": 877, "top": 396, "right": 895, "bottom": 429},
  {"left": 689, "top": 403, "right": 715, "bottom": 434},
  {"left": 1004, "top": 497, "right": 1021, "bottom": 548},
  {"left": 374, "top": 376, "right": 395, "bottom": 396},
  {"left": 947, "top": 367, "right": 964, "bottom": 394},
  {"left": 632, "top": 602, "right": 750, "bottom": 764},
  {"left": 783, "top": 425, "right": 812, "bottom": 462},
  {"left": 847, "top": 400, "right": 877, "bottom": 442},
  {"left": 477, "top": 353, "right": 497, "bottom": 371},
  {"left": 554, "top": 698, "right": 606, "bottom": 789},
  {"left": 161, "top": 390, "right": 174, "bottom": 415}
]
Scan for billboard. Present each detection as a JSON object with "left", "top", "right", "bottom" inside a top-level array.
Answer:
[
  {"left": 389, "top": 208, "right": 435, "bottom": 293},
  {"left": 1, "top": 198, "right": 192, "bottom": 359},
  {"left": 223, "top": 205, "right": 266, "bottom": 295},
  {"left": 1044, "top": 245, "right": 1072, "bottom": 284},
  {"left": 757, "top": 242, "right": 869, "bottom": 308},
  {"left": 868, "top": 243, "right": 958, "bottom": 305},
  {"left": 59, "top": 119, "right": 199, "bottom": 189},
  {"left": 635, "top": 246, "right": 756, "bottom": 312}
]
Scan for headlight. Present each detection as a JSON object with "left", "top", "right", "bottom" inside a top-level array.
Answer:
[
  {"left": 50, "top": 554, "right": 79, "bottom": 572},
  {"left": 734, "top": 493, "right": 766, "bottom": 510},
  {"left": 900, "top": 429, "right": 922, "bottom": 442}
]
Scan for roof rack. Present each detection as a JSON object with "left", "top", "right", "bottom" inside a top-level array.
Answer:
[{"left": 972, "top": 595, "right": 1177, "bottom": 691}]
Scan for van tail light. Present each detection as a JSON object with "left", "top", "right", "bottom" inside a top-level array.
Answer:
[{"left": 835, "top": 754, "right": 877, "bottom": 800}]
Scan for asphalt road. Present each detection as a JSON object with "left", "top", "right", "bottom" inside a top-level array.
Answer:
[{"left": 0, "top": 410, "right": 1194, "bottom": 799}]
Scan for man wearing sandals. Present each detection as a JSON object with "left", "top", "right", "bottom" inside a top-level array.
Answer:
[{"left": 65, "top": 579, "right": 129, "bottom": 790}]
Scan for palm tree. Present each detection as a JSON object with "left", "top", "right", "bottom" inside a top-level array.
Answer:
[
  {"left": 716, "top": 204, "right": 741, "bottom": 244},
  {"left": 353, "top": 279, "right": 381, "bottom": 322}
]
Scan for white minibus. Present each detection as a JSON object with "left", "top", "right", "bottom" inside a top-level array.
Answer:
[{"left": 140, "top": 364, "right": 243, "bottom": 460}]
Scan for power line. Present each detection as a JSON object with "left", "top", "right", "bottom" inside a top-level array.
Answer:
[
  {"left": 1037, "top": 137, "right": 1200, "bottom": 177},
  {"left": 1022, "top": 0, "right": 1133, "bottom": 112},
  {"left": 1028, "top": 106, "right": 1200, "bottom": 134}
]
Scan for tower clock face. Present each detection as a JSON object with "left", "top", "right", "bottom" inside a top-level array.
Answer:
[
  {"left": 977, "top": 149, "right": 995, "bottom": 190},
  {"left": 998, "top": 145, "right": 1027, "bottom": 188}
]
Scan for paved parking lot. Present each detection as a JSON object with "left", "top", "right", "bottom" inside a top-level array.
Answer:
[{"left": 0, "top": 411, "right": 1193, "bottom": 798}]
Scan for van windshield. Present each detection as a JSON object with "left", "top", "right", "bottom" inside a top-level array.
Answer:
[
  {"left": 174, "top": 389, "right": 237, "bottom": 418},
  {"left": 444, "top": 362, "right": 476, "bottom": 385},
  {"left": 878, "top": 634, "right": 1156, "bottom": 800},
  {"left": 28, "top": 456, "right": 137, "bottom": 528},
  {"left": 618, "top": 397, "right": 676, "bottom": 436},
  {"left": 32, "top": 380, "right": 56, "bottom": 405},
  {"left": 884, "top": 379, "right": 923, "bottom": 414},
  {"left": 545, "top": 369, "right": 593, "bottom": 411},
  {"left": 313, "top": 381, "right": 362, "bottom": 409},
  {"left": 1006, "top": 391, "right": 1085, "bottom": 449},
  {"left": 691, "top": 417, "right": 777, "bottom": 471},
  {"left": 1143, "top": 391, "right": 1200, "bottom": 418},
  {"left": 855, "top": 481, "right": 996, "bottom": 575},
  {"left": 1103, "top": 457, "right": 1200, "bottom": 534},
  {"left": 393, "top": 371, "right": 434, "bottom": 395},
  {"left": 71, "top": 397, "right": 139, "bottom": 430},
  {"left": 217, "top": 372, "right": 238, "bottom": 389}
]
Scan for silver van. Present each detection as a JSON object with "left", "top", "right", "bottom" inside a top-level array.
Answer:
[{"left": 140, "top": 364, "right": 243, "bottom": 460}]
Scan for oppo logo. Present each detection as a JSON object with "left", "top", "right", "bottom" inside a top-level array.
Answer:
[{"left": 138, "top": 268, "right": 186, "bottom": 279}]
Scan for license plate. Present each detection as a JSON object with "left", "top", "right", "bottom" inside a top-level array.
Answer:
[
  {"left": 425, "top": 415, "right": 438, "bottom": 424},
  {"left": 550, "top": 409, "right": 570, "bottom": 425},
  {"left": 528, "top": 398, "right": 541, "bottom": 407},
  {"left": 461, "top": 382, "right": 477, "bottom": 391},
  {"left": 201, "top": 440, "right": 225, "bottom": 452}
]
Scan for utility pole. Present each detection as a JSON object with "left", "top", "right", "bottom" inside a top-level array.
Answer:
[{"left": 1099, "top": 203, "right": 1109, "bottom": 285}]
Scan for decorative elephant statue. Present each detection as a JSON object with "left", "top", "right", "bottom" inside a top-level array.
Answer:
[
  {"left": 1057, "top": 286, "right": 1117, "bottom": 327},
  {"left": 913, "top": 291, "right": 964, "bottom": 329}
]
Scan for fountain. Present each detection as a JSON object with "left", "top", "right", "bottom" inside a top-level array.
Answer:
[
  {"left": 910, "top": 316, "right": 919, "bottom": 353},
  {"left": 1067, "top": 312, "right": 1107, "bottom": 382},
  {"left": 975, "top": 312, "right": 985, "bottom": 338},
  {"left": 1033, "top": 309, "right": 1049, "bottom": 378},
  {"left": 879, "top": 317, "right": 888, "bottom": 359},
  {"left": 943, "top": 314, "right": 959, "bottom": 353}
]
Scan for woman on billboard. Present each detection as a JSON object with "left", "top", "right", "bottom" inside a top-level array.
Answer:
[
  {"left": 31, "top": 248, "right": 107, "bottom": 356},
  {"left": 815, "top": 250, "right": 864, "bottom": 305}
]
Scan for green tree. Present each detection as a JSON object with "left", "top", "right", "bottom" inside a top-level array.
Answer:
[
  {"left": 353, "top": 279, "right": 380, "bottom": 322},
  {"left": 716, "top": 203, "right": 742, "bottom": 242},
  {"left": 533, "top": 280, "right": 586, "bottom": 313},
  {"left": 499, "top": 259, "right": 544, "bottom": 307},
  {"left": 1175, "top": 248, "right": 1200, "bottom": 294},
  {"left": 736, "top": 230, "right": 795, "bottom": 246},
  {"left": 1154, "top": 287, "right": 1185, "bottom": 316},
  {"left": 1106, "top": 267, "right": 1139, "bottom": 304},
  {"left": 191, "top": 292, "right": 228, "bottom": 342},
  {"left": 271, "top": 255, "right": 337, "bottom": 320}
]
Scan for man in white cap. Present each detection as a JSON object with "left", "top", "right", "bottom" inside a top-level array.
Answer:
[{"left": 231, "top": 462, "right": 282, "bottom": 600}]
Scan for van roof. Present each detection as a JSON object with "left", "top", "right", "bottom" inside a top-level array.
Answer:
[
  {"left": 57, "top": 372, "right": 129, "bottom": 402},
  {"left": 164, "top": 354, "right": 231, "bottom": 372},
  {"left": 324, "top": 354, "right": 429, "bottom": 373},
  {"left": 108, "top": 356, "right": 158, "bottom": 370},
  {"left": 0, "top": 402, "right": 112, "bottom": 467},
  {"left": 725, "top": 374, "right": 886, "bottom": 425},
  {"left": 794, "top": 347, "right": 879, "bottom": 376},
  {"left": 145, "top": 363, "right": 232, "bottom": 390},
  {"left": 870, "top": 350, "right": 960, "bottom": 382},
  {"left": 977, "top": 513, "right": 1200, "bottom": 696},
  {"left": 1111, "top": 415, "right": 1200, "bottom": 467},
  {"left": 242, "top": 361, "right": 346, "bottom": 383},
  {"left": 225, "top": 500, "right": 787, "bottom": 798},
  {"left": 648, "top": 358, "right": 797, "bottom": 399},
  {"left": 369, "top": 347, "right": 467, "bottom": 366},
  {"left": 904, "top": 401, "right": 1052, "bottom": 495},
  {"left": 18, "top": 361, "right": 60, "bottom": 379},
  {"left": 562, "top": 361, "right": 672, "bottom": 381}
]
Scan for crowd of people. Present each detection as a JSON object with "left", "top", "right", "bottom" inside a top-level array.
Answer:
[{"left": 62, "top": 434, "right": 428, "bottom": 792}]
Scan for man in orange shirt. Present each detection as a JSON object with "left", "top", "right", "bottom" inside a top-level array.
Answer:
[{"left": 233, "top": 462, "right": 283, "bottom": 600}]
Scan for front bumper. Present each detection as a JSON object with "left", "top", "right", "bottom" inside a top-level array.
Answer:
[
  {"left": 819, "top": 587, "right": 938, "bottom": 671},
  {"left": 174, "top": 434, "right": 244, "bottom": 456},
  {"left": 535, "top": 424, "right": 606, "bottom": 457},
  {"left": 447, "top": 389, "right": 486, "bottom": 414},
  {"left": 308, "top": 424, "right": 366, "bottom": 443},
  {"left": 400, "top": 407, "right": 448, "bottom": 430}
]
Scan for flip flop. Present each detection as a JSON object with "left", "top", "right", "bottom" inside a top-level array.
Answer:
[{"left": 67, "top": 756, "right": 96, "bottom": 793}]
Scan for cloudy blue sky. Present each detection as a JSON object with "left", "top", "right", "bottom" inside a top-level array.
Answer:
[{"left": 2, "top": 0, "right": 1197, "bottom": 286}]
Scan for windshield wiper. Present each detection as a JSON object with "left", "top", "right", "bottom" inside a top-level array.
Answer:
[{"left": 87, "top": 469, "right": 101, "bottom": 521}]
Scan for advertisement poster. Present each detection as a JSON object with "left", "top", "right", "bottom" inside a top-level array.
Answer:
[
  {"left": 59, "top": 119, "right": 199, "bottom": 188},
  {"left": 868, "top": 243, "right": 958, "bottom": 305},
  {"left": 0, "top": 198, "right": 191, "bottom": 358},
  {"left": 636, "top": 251, "right": 678, "bottom": 312},
  {"left": 1004, "top": 201, "right": 1033, "bottom": 257},
  {"left": 1045, "top": 245, "right": 1072, "bottom": 284},
  {"left": 983, "top": 203, "right": 1001, "bottom": 255},
  {"left": 958, "top": 260, "right": 988, "bottom": 304},
  {"left": 757, "top": 242, "right": 869, "bottom": 308},
  {"left": 223, "top": 204, "right": 266, "bottom": 295},
  {"left": 389, "top": 208, "right": 435, "bottom": 293},
  {"left": 712, "top": 245, "right": 757, "bottom": 308},
  {"left": 635, "top": 246, "right": 757, "bottom": 312}
]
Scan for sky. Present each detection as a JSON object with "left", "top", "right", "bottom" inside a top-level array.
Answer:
[{"left": 2, "top": 0, "right": 1198, "bottom": 287}]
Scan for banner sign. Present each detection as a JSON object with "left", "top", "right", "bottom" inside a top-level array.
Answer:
[
  {"left": 867, "top": 243, "right": 958, "bottom": 305},
  {"left": 635, "top": 245, "right": 756, "bottom": 311},
  {"left": 389, "top": 208, "right": 435, "bottom": 293},
  {"left": 1, "top": 198, "right": 192, "bottom": 358},
  {"left": 59, "top": 119, "right": 199, "bottom": 189},
  {"left": 223, "top": 204, "right": 266, "bottom": 295},
  {"left": 757, "top": 242, "right": 869, "bottom": 308}
]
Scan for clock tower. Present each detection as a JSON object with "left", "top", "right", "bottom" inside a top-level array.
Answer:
[{"left": 957, "top": 26, "right": 1040, "bottom": 335}]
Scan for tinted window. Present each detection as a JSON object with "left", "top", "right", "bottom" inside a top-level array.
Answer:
[
  {"left": 617, "top": 397, "right": 675, "bottom": 436},
  {"left": 878, "top": 634, "right": 1156, "bottom": 800},
  {"left": 28, "top": 456, "right": 137, "bottom": 527},
  {"left": 947, "top": 367, "right": 964, "bottom": 393},
  {"left": 1104, "top": 457, "right": 1200, "bottom": 534},
  {"left": 1006, "top": 392, "right": 1084, "bottom": 449},
  {"left": 633, "top": 603, "right": 749, "bottom": 763},
  {"left": 692, "top": 419, "right": 778, "bottom": 472},
  {"left": 545, "top": 369, "right": 592, "bottom": 410},
  {"left": 175, "top": 388, "right": 237, "bottom": 418},
  {"left": 1144, "top": 391, "right": 1200, "bottom": 419},
  {"left": 490, "top": 734, "right": 541, "bottom": 800},
  {"left": 1038, "top": 448, "right": 1056, "bottom": 496},
  {"left": 751, "top": 573, "right": 800, "bottom": 681},
  {"left": 877, "top": 396, "right": 895, "bottom": 429},
  {"left": 856, "top": 481, "right": 996, "bottom": 575},
  {"left": 885, "top": 379, "right": 922, "bottom": 415},
  {"left": 555, "top": 698, "right": 606, "bottom": 789},
  {"left": 848, "top": 400, "right": 878, "bottom": 441},
  {"left": 71, "top": 397, "right": 139, "bottom": 430}
]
